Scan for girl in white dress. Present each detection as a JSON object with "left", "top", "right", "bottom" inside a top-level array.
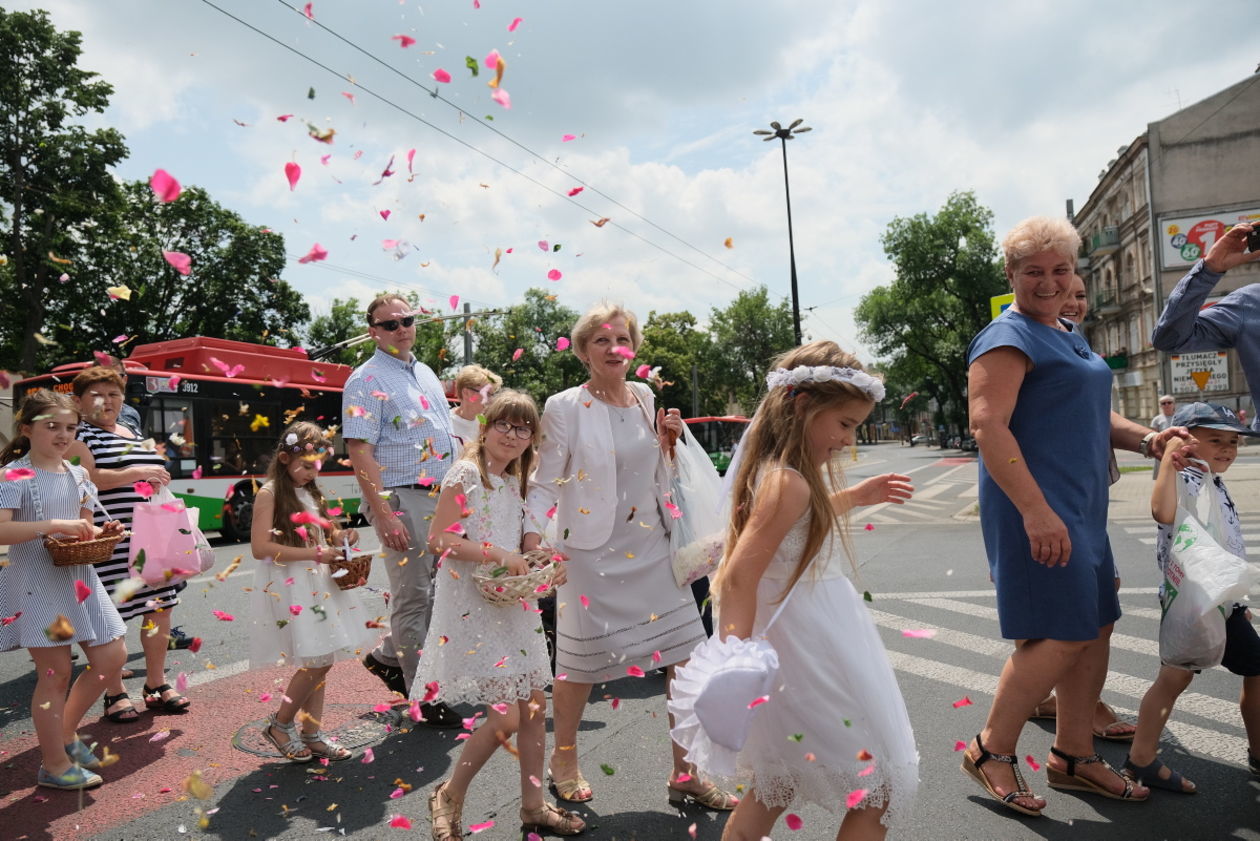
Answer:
[
  {"left": 249, "top": 422, "right": 373, "bottom": 763},
  {"left": 708, "top": 342, "right": 920, "bottom": 841},
  {"left": 417, "top": 391, "right": 585, "bottom": 840},
  {"left": 0, "top": 390, "right": 127, "bottom": 790}
]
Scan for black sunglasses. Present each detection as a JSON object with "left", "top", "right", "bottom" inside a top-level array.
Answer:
[{"left": 371, "top": 315, "right": 416, "bottom": 331}]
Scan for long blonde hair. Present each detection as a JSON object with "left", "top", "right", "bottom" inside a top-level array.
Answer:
[
  {"left": 458, "top": 389, "right": 540, "bottom": 499},
  {"left": 264, "top": 421, "right": 337, "bottom": 547},
  {"left": 720, "top": 341, "right": 876, "bottom": 599}
]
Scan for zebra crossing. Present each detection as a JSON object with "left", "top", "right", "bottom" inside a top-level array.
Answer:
[
  {"left": 1119, "top": 518, "right": 1260, "bottom": 557},
  {"left": 870, "top": 587, "right": 1255, "bottom": 768}
]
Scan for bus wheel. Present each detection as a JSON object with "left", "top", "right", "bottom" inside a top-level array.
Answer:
[{"left": 221, "top": 488, "right": 255, "bottom": 543}]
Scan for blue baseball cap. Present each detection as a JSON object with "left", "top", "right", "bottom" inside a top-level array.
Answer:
[{"left": 1171, "top": 402, "right": 1260, "bottom": 436}]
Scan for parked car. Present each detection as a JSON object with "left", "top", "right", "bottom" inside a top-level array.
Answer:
[
  {"left": 683, "top": 416, "right": 750, "bottom": 475},
  {"left": 910, "top": 434, "right": 932, "bottom": 446},
  {"left": 959, "top": 436, "right": 978, "bottom": 452}
]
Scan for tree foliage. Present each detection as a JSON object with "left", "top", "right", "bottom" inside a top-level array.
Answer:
[
  {"left": 706, "top": 286, "right": 796, "bottom": 413},
  {"left": 465, "top": 288, "right": 585, "bottom": 403},
  {"left": 0, "top": 7, "right": 127, "bottom": 371},
  {"left": 854, "top": 191, "right": 1007, "bottom": 436},
  {"left": 42, "top": 181, "right": 310, "bottom": 361},
  {"left": 639, "top": 310, "right": 724, "bottom": 417}
]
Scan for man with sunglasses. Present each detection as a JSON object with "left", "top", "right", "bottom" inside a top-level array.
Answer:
[{"left": 343, "top": 294, "right": 460, "bottom": 727}]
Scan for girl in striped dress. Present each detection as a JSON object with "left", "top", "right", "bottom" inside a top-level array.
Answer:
[
  {"left": 0, "top": 390, "right": 128, "bottom": 790},
  {"left": 65, "top": 366, "right": 189, "bottom": 722}
]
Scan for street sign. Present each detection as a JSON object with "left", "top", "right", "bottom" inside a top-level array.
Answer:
[
  {"left": 989, "top": 293, "right": 1014, "bottom": 321},
  {"left": 1169, "top": 351, "right": 1229, "bottom": 394}
]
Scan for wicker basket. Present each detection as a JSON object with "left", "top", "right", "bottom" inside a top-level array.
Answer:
[
  {"left": 44, "top": 532, "right": 125, "bottom": 567},
  {"left": 328, "top": 555, "right": 372, "bottom": 591},
  {"left": 473, "top": 549, "right": 558, "bottom": 606}
]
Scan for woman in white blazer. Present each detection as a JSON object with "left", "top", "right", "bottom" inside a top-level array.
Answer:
[{"left": 525, "top": 304, "right": 735, "bottom": 811}]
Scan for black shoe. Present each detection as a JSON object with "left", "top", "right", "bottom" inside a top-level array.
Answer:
[
  {"left": 419, "top": 701, "right": 463, "bottom": 728},
  {"left": 362, "top": 653, "right": 407, "bottom": 696},
  {"left": 168, "top": 626, "right": 194, "bottom": 650}
]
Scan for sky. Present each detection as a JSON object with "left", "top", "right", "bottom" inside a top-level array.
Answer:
[{"left": 9, "top": 0, "right": 1259, "bottom": 367}]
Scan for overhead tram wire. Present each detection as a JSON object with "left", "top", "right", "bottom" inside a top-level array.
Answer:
[
  {"left": 195, "top": 0, "right": 751, "bottom": 294},
  {"left": 295, "top": 258, "right": 498, "bottom": 312},
  {"left": 270, "top": 0, "right": 757, "bottom": 288}
]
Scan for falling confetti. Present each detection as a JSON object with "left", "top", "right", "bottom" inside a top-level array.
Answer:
[
  {"left": 298, "top": 243, "right": 328, "bottom": 264},
  {"left": 162, "top": 252, "right": 191, "bottom": 276},
  {"left": 74, "top": 580, "right": 92, "bottom": 603},
  {"left": 432, "top": 68, "right": 452, "bottom": 84},
  {"left": 845, "top": 788, "right": 869, "bottom": 809},
  {"left": 901, "top": 629, "right": 936, "bottom": 639},
  {"left": 952, "top": 696, "right": 973, "bottom": 709},
  {"left": 784, "top": 813, "right": 803, "bottom": 830},
  {"left": 393, "top": 34, "right": 416, "bottom": 48},
  {"left": 284, "top": 162, "right": 301, "bottom": 191},
  {"left": 149, "top": 169, "right": 181, "bottom": 203},
  {"left": 547, "top": 269, "right": 562, "bottom": 281}
]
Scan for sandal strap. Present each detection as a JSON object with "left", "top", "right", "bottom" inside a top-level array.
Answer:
[
  {"left": 973, "top": 732, "right": 1018, "bottom": 768},
  {"left": 1049, "top": 745, "right": 1105, "bottom": 776},
  {"left": 144, "top": 684, "right": 174, "bottom": 695}
]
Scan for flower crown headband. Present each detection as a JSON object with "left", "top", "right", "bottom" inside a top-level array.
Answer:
[{"left": 764, "top": 366, "right": 886, "bottom": 402}]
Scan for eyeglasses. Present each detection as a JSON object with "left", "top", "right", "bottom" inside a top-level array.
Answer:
[
  {"left": 371, "top": 315, "right": 416, "bottom": 331},
  {"left": 491, "top": 419, "right": 534, "bottom": 440}
]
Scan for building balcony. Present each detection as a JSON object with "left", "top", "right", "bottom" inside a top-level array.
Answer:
[
  {"left": 1104, "top": 353, "right": 1128, "bottom": 371},
  {"left": 1090, "top": 226, "right": 1121, "bottom": 255},
  {"left": 1093, "top": 293, "right": 1121, "bottom": 315}
]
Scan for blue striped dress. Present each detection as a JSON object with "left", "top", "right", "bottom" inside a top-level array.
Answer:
[
  {"left": 0, "top": 460, "right": 126, "bottom": 651},
  {"left": 77, "top": 423, "right": 182, "bottom": 620}
]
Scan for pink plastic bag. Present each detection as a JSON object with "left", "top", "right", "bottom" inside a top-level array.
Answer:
[{"left": 128, "top": 489, "right": 215, "bottom": 587}]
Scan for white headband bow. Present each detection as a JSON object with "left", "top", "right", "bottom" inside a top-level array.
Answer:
[{"left": 764, "top": 366, "right": 885, "bottom": 402}]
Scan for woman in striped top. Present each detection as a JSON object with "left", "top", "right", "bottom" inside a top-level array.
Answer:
[{"left": 66, "top": 366, "right": 190, "bottom": 722}]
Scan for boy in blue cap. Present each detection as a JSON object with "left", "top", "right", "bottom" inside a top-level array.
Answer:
[{"left": 1124, "top": 402, "right": 1260, "bottom": 792}]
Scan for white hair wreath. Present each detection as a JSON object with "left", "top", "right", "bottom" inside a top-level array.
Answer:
[{"left": 764, "top": 366, "right": 885, "bottom": 402}]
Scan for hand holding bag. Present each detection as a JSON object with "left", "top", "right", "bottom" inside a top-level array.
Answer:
[
  {"left": 1158, "top": 463, "right": 1257, "bottom": 670},
  {"left": 667, "top": 582, "right": 797, "bottom": 777},
  {"left": 129, "top": 486, "right": 216, "bottom": 587},
  {"left": 666, "top": 422, "right": 727, "bottom": 587}
]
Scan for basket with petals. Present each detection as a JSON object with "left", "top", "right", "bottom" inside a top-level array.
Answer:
[
  {"left": 328, "top": 555, "right": 372, "bottom": 590},
  {"left": 44, "top": 532, "right": 125, "bottom": 567},
  {"left": 473, "top": 549, "right": 558, "bottom": 606}
]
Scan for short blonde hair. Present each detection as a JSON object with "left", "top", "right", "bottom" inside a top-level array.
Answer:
[
  {"left": 570, "top": 303, "right": 642, "bottom": 364},
  {"left": 1001, "top": 216, "right": 1082, "bottom": 274},
  {"left": 453, "top": 364, "right": 502, "bottom": 393}
]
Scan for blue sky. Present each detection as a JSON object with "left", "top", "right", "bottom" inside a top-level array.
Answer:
[{"left": 11, "top": 0, "right": 1259, "bottom": 364}]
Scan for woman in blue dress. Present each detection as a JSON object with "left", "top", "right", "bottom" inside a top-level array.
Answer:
[{"left": 960, "top": 216, "right": 1186, "bottom": 816}]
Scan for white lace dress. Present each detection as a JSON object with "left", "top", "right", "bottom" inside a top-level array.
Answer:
[
  {"left": 720, "top": 515, "right": 919, "bottom": 829},
  {"left": 411, "top": 460, "right": 551, "bottom": 705}
]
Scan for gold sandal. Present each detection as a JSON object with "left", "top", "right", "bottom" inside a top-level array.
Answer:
[
  {"left": 666, "top": 781, "right": 738, "bottom": 811},
  {"left": 262, "top": 716, "right": 312, "bottom": 763},
  {"left": 548, "top": 768, "right": 593, "bottom": 803},
  {"left": 429, "top": 780, "right": 464, "bottom": 840},
  {"left": 300, "top": 730, "right": 353, "bottom": 761},
  {"left": 520, "top": 802, "right": 586, "bottom": 836}
]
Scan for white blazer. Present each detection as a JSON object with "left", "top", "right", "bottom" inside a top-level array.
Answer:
[{"left": 526, "top": 382, "right": 673, "bottom": 551}]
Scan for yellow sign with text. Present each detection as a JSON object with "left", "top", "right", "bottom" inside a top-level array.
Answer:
[{"left": 990, "top": 293, "right": 1015, "bottom": 321}]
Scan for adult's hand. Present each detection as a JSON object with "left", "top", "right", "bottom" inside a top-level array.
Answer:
[
  {"left": 373, "top": 503, "right": 410, "bottom": 552},
  {"left": 1024, "top": 505, "right": 1071, "bottom": 567},
  {"left": 656, "top": 407, "right": 682, "bottom": 454},
  {"left": 848, "top": 473, "right": 914, "bottom": 507},
  {"left": 1204, "top": 222, "right": 1260, "bottom": 273},
  {"left": 1149, "top": 425, "right": 1196, "bottom": 468},
  {"left": 132, "top": 465, "right": 171, "bottom": 487}
]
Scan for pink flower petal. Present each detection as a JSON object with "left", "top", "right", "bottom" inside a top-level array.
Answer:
[
  {"left": 389, "top": 815, "right": 411, "bottom": 829},
  {"left": 954, "top": 740, "right": 967, "bottom": 751},
  {"left": 469, "top": 821, "right": 495, "bottom": 833},
  {"left": 635, "top": 364, "right": 651, "bottom": 378},
  {"left": 212, "top": 610, "right": 235, "bottom": 621},
  {"left": 845, "top": 788, "right": 869, "bottom": 809},
  {"left": 4, "top": 467, "right": 35, "bottom": 481},
  {"left": 784, "top": 813, "right": 803, "bottom": 830},
  {"left": 1025, "top": 754, "right": 1041, "bottom": 772},
  {"left": 393, "top": 34, "right": 416, "bottom": 48},
  {"left": 149, "top": 169, "right": 181, "bottom": 202},
  {"left": 901, "top": 629, "right": 936, "bottom": 639},
  {"left": 175, "top": 672, "right": 188, "bottom": 692},
  {"left": 389, "top": 786, "right": 405, "bottom": 799},
  {"left": 163, "top": 251, "right": 191, "bottom": 276},
  {"left": 547, "top": 269, "right": 562, "bottom": 281},
  {"left": 568, "top": 187, "right": 583, "bottom": 197},
  {"left": 512, "top": 348, "right": 524, "bottom": 361},
  {"left": 612, "top": 346, "right": 635, "bottom": 359},
  {"left": 432, "top": 68, "right": 452, "bottom": 84},
  {"left": 952, "top": 696, "right": 973, "bottom": 709},
  {"left": 298, "top": 243, "right": 328, "bottom": 264},
  {"left": 579, "top": 594, "right": 590, "bottom": 608},
  {"left": 361, "top": 747, "right": 375, "bottom": 763},
  {"left": 284, "top": 161, "right": 301, "bottom": 191},
  {"left": 449, "top": 294, "right": 460, "bottom": 311},
  {"left": 561, "top": 134, "right": 576, "bottom": 142},
  {"left": 863, "top": 523, "right": 875, "bottom": 531},
  {"left": 74, "top": 580, "right": 92, "bottom": 603},
  {"left": 484, "top": 49, "right": 501, "bottom": 69},
  {"left": 302, "top": 2, "right": 313, "bottom": 19},
  {"left": 491, "top": 88, "right": 511, "bottom": 108},
  {"left": 133, "top": 480, "right": 155, "bottom": 498},
  {"left": 379, "top": 209, "right": 391, "bottom": 220},
  {"left": 747, "top": 695, "right": 769, "bottom": 709},
  {"left": 507, "top": 17, "right": 523, "bottom": 31},
  {"left": 288, "top": 605, "right": 303, "bottom": 616},
  {"left": 276, "top": 114, "right": 293, "bottom": 122},
  {"left": 626, "top": 665, "right": 645, "bottom": 677}
]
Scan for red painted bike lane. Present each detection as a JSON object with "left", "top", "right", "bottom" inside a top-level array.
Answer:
[{"left": 0, "top": 659, "right": 399, "bottom": 840}]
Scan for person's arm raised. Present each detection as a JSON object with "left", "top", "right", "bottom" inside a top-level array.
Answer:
[{"left": 969, "top": 347, "right": 1071, "bottom": 567}]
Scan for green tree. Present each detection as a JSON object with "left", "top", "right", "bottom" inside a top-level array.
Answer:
[
  {"left": 0, "top": 8, "right": 128, "bottom": 371},
  {"left": 43, "top": 181, "right": 310, "bottom": 359},
  {"left": 854, "top": 191, "right": 1007, "bottom": 437},
  {"left": 706, "top": 286, "right": 796, "bottom": 413},
  {"left": 306, "top": 297, "right": 367, "bottom": 366},
  {"left": 466, "top": 288, "right": 584, "bottom": 403},
  {"left": 638, "top": 310, "right": 724, "bottom": 417}
]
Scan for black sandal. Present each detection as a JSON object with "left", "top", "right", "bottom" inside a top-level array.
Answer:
[
  {"left": 1121, "top": 755, "right": 1195, "bottom": 794},
  {"left": 102, "top": 691, "right": 141, "bottom": 723},
  {"left": 959, "top": 733, "right": 1043, "bottom": 816},
  {"left": 143, "top": 683, "right": 191, "bottom": 713},
  {"left": 1047, "top": 746, "right": 1148, "bottom": 801}
]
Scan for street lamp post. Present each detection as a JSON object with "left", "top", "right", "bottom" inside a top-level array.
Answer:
[{"left": 754, "top": 119, "right": 811, "bottom": 345}]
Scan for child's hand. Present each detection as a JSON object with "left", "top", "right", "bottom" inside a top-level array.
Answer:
[
  {"left": 849, "top": 473, "right": 914, "bottom": 507},
  {"left": 342, "top": 528, "right": 360, "bottom": 547},
  {"left": 51, "top": 519, "right": 95, "bottom": 540},
  {"left": 550, "top": 562, "right": 568, "bottom": 587},
  {"left": 99, "top": 520, "right": 124, "bottom": 537},
  {"left": 502, "top": 553, "right": 531, "bottom": 576}
]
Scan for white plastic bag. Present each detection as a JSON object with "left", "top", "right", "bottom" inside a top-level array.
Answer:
[
  {"left": 1158, "top": 468, "right": 1257, "bottom": 670},
  {"left": 667, "top": 423, "right": 726, "bottom": 587}
]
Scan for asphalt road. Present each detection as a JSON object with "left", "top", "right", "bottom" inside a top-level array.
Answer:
[{"left": 1, "top": 442, "right": 1258, "bottom": 840}]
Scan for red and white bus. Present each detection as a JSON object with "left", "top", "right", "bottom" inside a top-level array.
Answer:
[{"left": 15, "top": 337, "right": 362, "bottom": 541}]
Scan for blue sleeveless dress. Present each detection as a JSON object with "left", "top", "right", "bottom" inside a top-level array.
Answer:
[{"left": 966, "top": 310, "right": 1120, "bottom": 641}]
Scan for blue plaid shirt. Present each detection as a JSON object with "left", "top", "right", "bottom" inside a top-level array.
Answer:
[{"left": 342, "top": 348, "right": 455, "bottom": 489}]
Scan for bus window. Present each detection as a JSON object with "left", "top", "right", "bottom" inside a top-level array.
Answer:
[
  {"left": 145, "top": 398, "right": 197, "bottom": 478},
  {"left": 209, "top": 398, "right": 280, "bottom": 478}
]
